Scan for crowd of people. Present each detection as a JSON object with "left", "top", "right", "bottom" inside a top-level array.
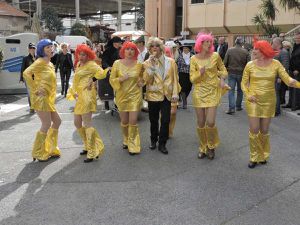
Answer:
[{"left": 19, "top": 31, "right": 300, "bottom": 168}]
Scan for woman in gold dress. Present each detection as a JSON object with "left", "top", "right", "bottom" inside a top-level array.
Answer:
[
  {"left": 23, "top": 39, "right": 61, "bottom": 162},
  {"left": 67, "top": 44, "right": 106, "bottom": 163},
  {"left": 190, "top": 33, "right": 229, "bottom": 160},
  {"left": 241, "top": 39, "right": 300, "bottom": 168},
  {"left": 109, "top": 42, "right": 144, "bottom": 155}
]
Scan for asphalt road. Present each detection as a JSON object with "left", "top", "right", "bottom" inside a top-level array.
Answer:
[{"left": 1, "top": 90, "right": 300, "bottom": 225}]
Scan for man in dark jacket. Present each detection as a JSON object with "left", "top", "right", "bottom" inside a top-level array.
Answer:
[
  {"left": 216, "top": 37, "right": 228, "bottom": 60},
  {"left": 224, "top": 37, "right": 250, "bottom": 114},
  {"left": 272, "top": 37, "right": 290, "bottom": 116},
  {"left": 290, "top": 32, "right": 300, "bottom": 115},
  {"left": 20, "top": 43, "right": 36, "bottom": 113},
  {"left": 101, "top": 36, "right": 122, "bottom": 110},
  {"left": 55, "top": 43, "right": 73, "bottom": 97}
]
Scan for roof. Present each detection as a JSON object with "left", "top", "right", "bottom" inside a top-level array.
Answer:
[{"left": 0, "top": 2, "right": 28, "bottom": 17}]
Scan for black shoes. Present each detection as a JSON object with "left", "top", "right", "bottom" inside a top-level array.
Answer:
[
  {"left": 226, "top": 110, "right": 235, "bottom": 115},
  {"left": 158, "top": 144, "right": 168, "bottom": 154},
  {"left": 236, "top": 107, "right": 243, "bottom": 111},
  {"left": 84, "top": 156, "right": 99, "bottom": 163},
  {"left": 248, "top": 161, "right": 257, "bottom": 168},
  {"left": 198, "top": 152, "right": 206, "bottom": 159},
  {"left": 80, "top": 150, "right": 87, "bottom": 155},
  {"left": 207, "top": 149, "right": 215, "bottom": 160},
  {"left": 149, "top": 141, "right": 157, "bottom": 150},
  {"left": 282, "top": 104, "right": 291, "bottom": 108},
  {"left": 123, "top": 144, "right": 128, "bottom": 149}
]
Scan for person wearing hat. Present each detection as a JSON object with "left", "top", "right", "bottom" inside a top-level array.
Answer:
[
  {"left": 223, "top": 37, "right": 250, "bottom": 115},
  {"left": 176, "top": 44, "right": 193, "bottom": 109},
  {"left": 241, "top": 38, "right": 300, "bottom": 168},
  {"left": 101, "top": 36, "right": 123, "bottom": 110},
  {"left": 20, "top": 43, "right": 36, "bottom": 113},
  {"left": 135, "top": 36, "right": 147, "bottom": 63},
  {"left": 23, "top": 39, "right": 62, "bottom": 162}
]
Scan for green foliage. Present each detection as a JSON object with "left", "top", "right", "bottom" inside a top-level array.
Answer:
[
  {"left": 136, "top": 0, "right": 145, "bottom": 30},
  {"left": 70, "top": 23, "right": 87, "bottom": 36},
  {"left": 41, "top": 7, "right": 64, "bottom": 32},
  {"left": 279, "top": 0, "right": 300, "bottom": 11},
  {"left": 253, "top": 0, "right": 281, "bottom": 37}
]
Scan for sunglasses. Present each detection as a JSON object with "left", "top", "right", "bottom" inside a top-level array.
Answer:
[{"left": 150, "top": 44, "right": 160, "bottom": 48}]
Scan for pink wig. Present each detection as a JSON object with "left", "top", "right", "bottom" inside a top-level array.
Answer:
[
  {"left": 119, "top": 42, "right": 139, "bottom": 60},
  {"left": 164, "top": 46, "right": 173, "bottom": 58},
  {"left": 194, "top": 32, "right": 215, "bottom": 54}
]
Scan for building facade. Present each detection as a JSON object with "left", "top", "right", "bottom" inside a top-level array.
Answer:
[{"left": 145, "top": 0, "right": 300, "bottom": 41}]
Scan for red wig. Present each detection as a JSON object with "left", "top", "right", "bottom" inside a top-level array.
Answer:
[
  {"left": 119, "top": 42, "right": 139, "bottom": 60},
  {"left": 194, "top": 32, "right": 215, "bottom": 54},
  {"left": 253, "top": 36, "right": 277, "bottom": 59},
  {"left": 74, "top": 44, "right": 96, "bottom": 67}
]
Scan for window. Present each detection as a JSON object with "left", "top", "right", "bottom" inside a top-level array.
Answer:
[
  {"left": 191, "top": 0, "right": 204, "bottom": 3},
  {"left": 6, "top": 39, "right": 20, "bottom": 44}
]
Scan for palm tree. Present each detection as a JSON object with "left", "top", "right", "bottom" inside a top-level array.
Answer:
[
  {"left": 252, "top": 0, "right": 281, "bottom": 36},
  {"left": 279, "top": 0, "right": 300, "bottom": 11}
]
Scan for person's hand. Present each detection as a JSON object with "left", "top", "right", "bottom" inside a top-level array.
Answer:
[
  {"left": 293, "top": 70, "right": 299, "bottom": 76},
  {"left": 137, "top": 78, "right": 144, "bottom": 87},
  {"left": 171, "top": 95, "right": 179, "bottom": 103},
  {"left": 119, "top": 73, "right": 129, "bottom": 82},
  {"left": 35, "top": 88, "right": 46, "bottom": 97},
  {"left": 289, "top": 78, "right": 297, "bottom": 87},
  {"left": 19, "top": 80, "right": 24, "bottom": 84},
  {"left": 248, "top": 95, "right": 257, "bottom": 103},
  {"left": 107, "top": 67, "right": 112, "bottom": 71},
  {"left": 85, "top": 78, "right": 94, "bottom": 90},
  {"left": 74, "top": 93, "right": 78, "bottom": 100},
  {"left": 200, "top": 66, "right": 206, "bottom": 75},
  {"left": 220, "top": 78, "right": 225, "bottom": 88},
  {"left": 277, "top": 78, "right": 281, "bottom": 83},
  {"left": 149, "top": 54, "right": 157, "bottom": 66}
]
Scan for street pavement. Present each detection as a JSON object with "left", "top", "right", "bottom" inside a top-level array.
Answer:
[{"left": 1, "top": 85, "right": 300, "bottom": 225}]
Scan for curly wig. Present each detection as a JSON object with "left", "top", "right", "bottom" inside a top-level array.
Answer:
[
  {"left": 146, "top": 37, "right": 165, "bottom": 54},
  {"left": 119, "top": 42, "right": 139, "bottom": 60},
  {"left": 74, "top": 44, "right": 96, "bottom": 67},
  {"left": 194, "top": 33, "right": 214, "bottom": 54},
  {"left": 253, "top": 36, "right": 277, "bottom": 59}
]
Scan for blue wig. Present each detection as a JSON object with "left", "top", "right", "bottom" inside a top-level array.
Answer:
[{"left": 36, "top": 39, "right": 53, "bottom": 58}]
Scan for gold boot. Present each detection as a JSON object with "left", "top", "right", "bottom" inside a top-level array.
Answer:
[
  {"left": 169, "top": 114, "right": 176, "bottom": 138},
  {"left": 77, "top": 127, "right": 88, "bottom": 155},
  {"left": 46, "top": 128, "right": 61, "bottom": 158},
  {"left": 32, "top": 131, "right": 50, "bottom": 162},
  {"left": 248, "top": 131, "right": 263, "bottom": 167},
  {"left": 259, "top": 132, "right": 270, "bottom": 163},
  {"left": 121, "top": 123, "right": 129, "bottom": 149},
  {"left": 128, "top": 124, "right": 141, "bottom": 154},
  {"left": 206, "top": 126, "right": 220, "bottom": 160},
  {"left": 85, "top": 127, "right": 105, "bottom": 160},
  {"left": 197, "top": 127, "right": 207, "bottom": 158}
]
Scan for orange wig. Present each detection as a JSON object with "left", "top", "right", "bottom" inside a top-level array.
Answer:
[
  {"left": 74, "top": 44, "right": 96, "bottom": 67},
  {"left": 119, "top": 42, "right": 139, "bottom": 60},
  {"left": 253, "top": 36, "right": 277, "bottom": 59}
]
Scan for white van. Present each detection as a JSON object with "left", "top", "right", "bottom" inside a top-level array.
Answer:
[
  {"left": 55, "top": 35, "right": 92, "bottom": 52},
  {"left": 0, "top": 33, "right": 39, "bottom": 94}
]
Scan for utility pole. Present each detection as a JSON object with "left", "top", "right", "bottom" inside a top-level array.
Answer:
[
  {"left": 117, "top": 0, "right": 122, "bottom": 31},
  {"left": 75, "top": 0, "right": 80, "bottom": 23},
  {"left": 36, "top": 0, "right": 42, "bottom": 19}
]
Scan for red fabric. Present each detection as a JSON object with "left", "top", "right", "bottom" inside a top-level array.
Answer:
[{"left": 119, "top": 42, "right": 139, "bottom": 60}]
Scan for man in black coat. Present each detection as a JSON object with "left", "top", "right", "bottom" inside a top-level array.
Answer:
[
  {"left": 101, "top": 36, "right": 122, "bottom": 110},
  {"left": 290, "top": 32, "right": 300, "bottom": 114},
  {"left": 216, "top": 37, "right": 228, "bottom": 61},
  {"left": 20, "top": 43, "right": 36, "bottom": 113},
  {"left": 55, "top": 43, "right": 73, "bottom": 97}
]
